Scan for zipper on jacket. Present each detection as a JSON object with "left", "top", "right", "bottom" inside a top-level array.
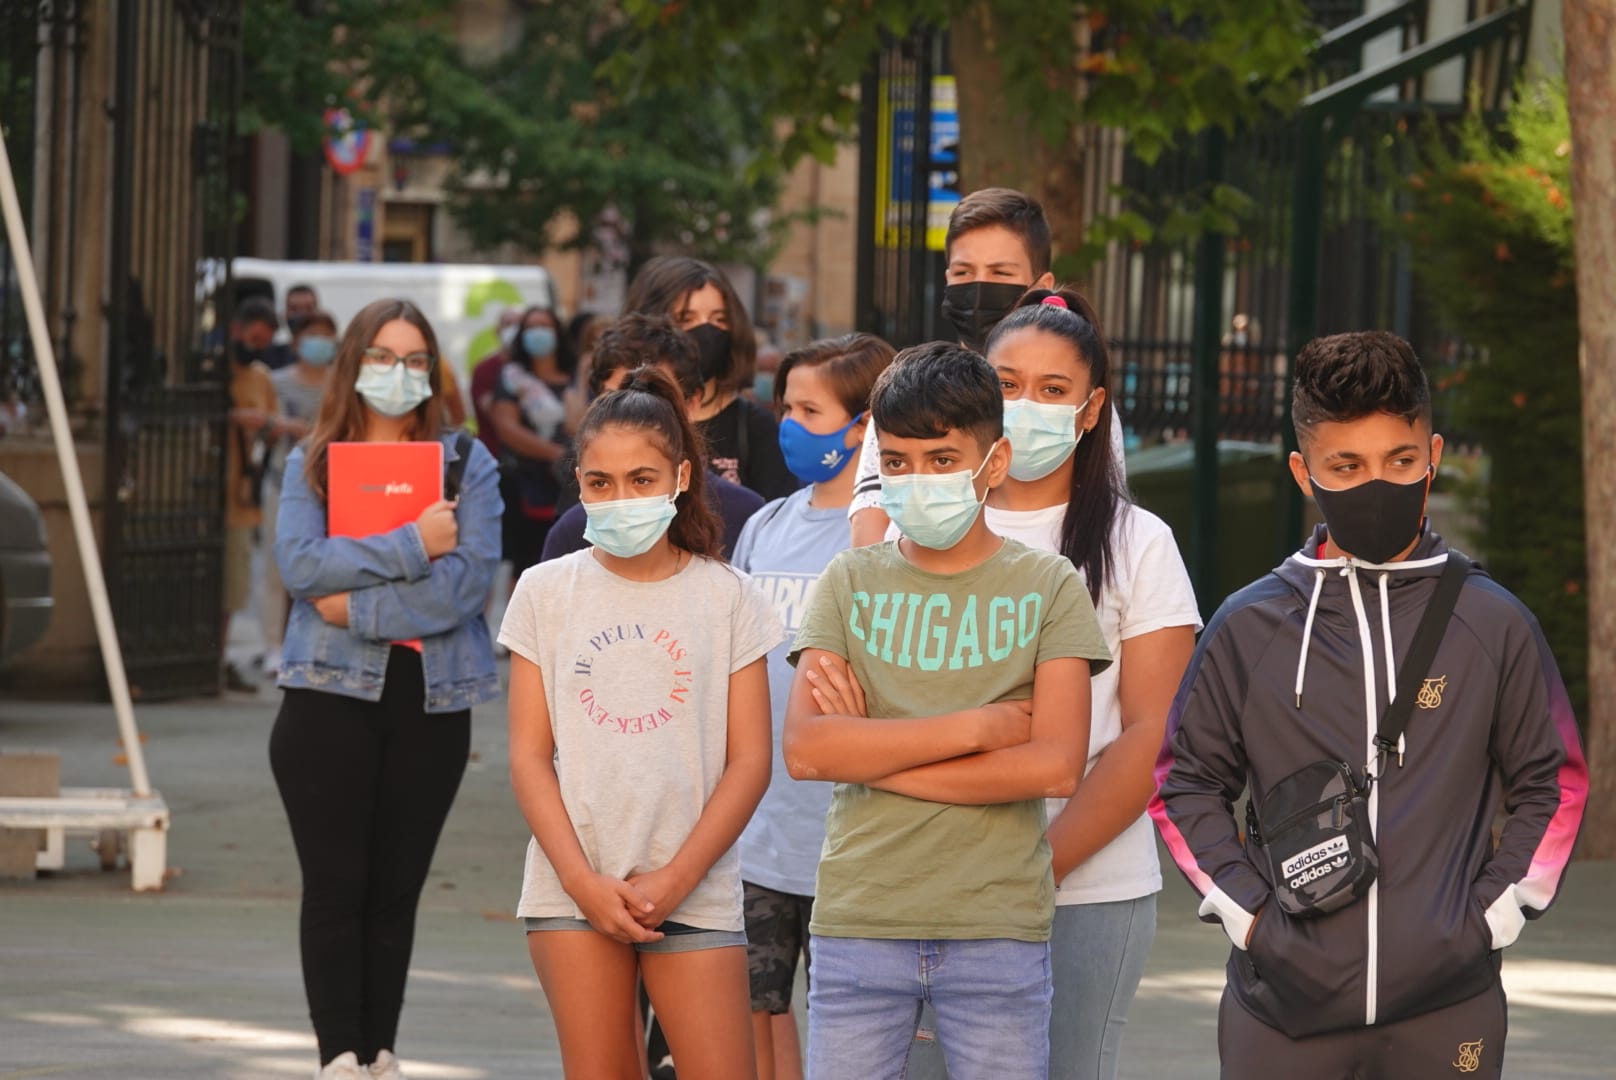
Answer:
[{"left": 1344, "top": 568, "right": 1380, "bottom": 1026}]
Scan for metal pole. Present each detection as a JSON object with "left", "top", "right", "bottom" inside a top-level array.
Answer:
[
  {"left": 0, "top": 125, "right": 154, "bottom": 798},
  {"left": 1190, "top": 129, "right": 1226, "bottom": 616},
  {"left": 855, "top": 60, "right": 880, "bottom": 336},
  {"left": 1281, "top": 111, "right": 1326, "bottom": 557}
]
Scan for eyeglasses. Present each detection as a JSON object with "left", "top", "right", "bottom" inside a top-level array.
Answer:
[{"left": 362, "top": 346, "right": 436, "bottom": 373}]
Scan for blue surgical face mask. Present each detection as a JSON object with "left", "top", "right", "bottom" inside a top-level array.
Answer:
[
  {"left": 582, "top": 467, "right": 688, "bottom": 558},
  {"left": 1003, "top": 390, "right": 1096, "bottom": 482},
  {"left": 779, "top": 414, "right": 861, "bottom": 485},
  {"left": 297, "top": 335, "right": 337, "bottom": 366},
  {"left": 355, "top": 364, "right": 432, "bottom": 419},
  {"left": 878, "top": 442, "right": 1001, "bottom": 551},
  {"left": 753, "top": 371, "right": 775, "bottom": 405},
  {"left": 498, "top": 324, "right": 519, "bottom": 349},
  {"left": 522, "top": 326, "right": 557, "bottom": 358}
]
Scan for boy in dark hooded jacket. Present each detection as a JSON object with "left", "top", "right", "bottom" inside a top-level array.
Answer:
[{"left": 1150, "top": 331, "right": 1587, "bottom": 1079}]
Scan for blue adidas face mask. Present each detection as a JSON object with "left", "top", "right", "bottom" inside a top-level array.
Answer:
[
  {"left": 1003, "top": 390, "right": 1096, "bottom": 482},
  {"left": 878, "top": 441, "right": 1002, "bottom": 551},
  {"left": 778, "top": 413, "right": 862, "bottom": 485},
  {"left": 582, "top": 464, "right": 689, "bottom": 558},
  {"left": 522, "top": 326, "right": 558, "bottom": 358},
  {"left": 355, "top": 364, "right": 432, "bottom": 419}
]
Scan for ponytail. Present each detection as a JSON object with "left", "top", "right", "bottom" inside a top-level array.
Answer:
[
  {"left": 987, "top": 285, "right": 1126, "bottom": 603},
  {"left": 576, "top": 366, "right": 723, "bottom": 559}
]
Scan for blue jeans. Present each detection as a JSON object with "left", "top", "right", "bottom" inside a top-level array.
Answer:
[
  {"left": 807, "top": 936, "right": 1052, "bottom": 1080},
  {"left": 905, "top": 896, "right": 1157, "bottom": 1080}
]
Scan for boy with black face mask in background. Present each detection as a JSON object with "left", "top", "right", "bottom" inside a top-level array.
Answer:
[
  {"left": 1150, "top": 331, "right": 1587, "bottom": 1079},
  {"left": 849, "top": 189, "right": 1138, "bottom": 547}
]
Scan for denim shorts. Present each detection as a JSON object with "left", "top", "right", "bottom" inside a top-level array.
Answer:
[{"left": 524, "top": 916, "right": 747, "bottom": 954}]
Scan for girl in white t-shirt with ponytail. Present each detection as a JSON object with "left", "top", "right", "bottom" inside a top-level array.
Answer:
[
  {"left": 901, "top": 287, "right": 1202, "bottom": 1080},
  {"left": 500, "top": 366, "right": 782, "bottom": 1078}
]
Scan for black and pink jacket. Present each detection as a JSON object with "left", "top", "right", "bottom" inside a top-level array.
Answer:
[{"left": 1149, "top": 526, "right": 1587, "bottom": 1038}]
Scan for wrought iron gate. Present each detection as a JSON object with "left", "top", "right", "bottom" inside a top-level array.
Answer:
[{"left": 101, "top": 0, "right": 243, "bottom": 699}]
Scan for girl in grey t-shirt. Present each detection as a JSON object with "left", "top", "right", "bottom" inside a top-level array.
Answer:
[{"left": 500, "top": 367, "right": 782, "bottom": 1077}]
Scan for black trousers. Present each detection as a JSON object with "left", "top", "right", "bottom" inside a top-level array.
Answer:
[
  {"left": 1218, "top": 980, "right": 1507, "bottom": 1080},
  {"left": 270, "top": 647, "right": 471, "bottom": 1065}
]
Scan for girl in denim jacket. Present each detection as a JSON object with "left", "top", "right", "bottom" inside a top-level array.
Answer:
[{"left": 272, "top": 298, "right": 502, "bottom": 1080}]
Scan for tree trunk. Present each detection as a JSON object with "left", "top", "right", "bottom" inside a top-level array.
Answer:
[
  {"left": 1564, "top": 0, "right": 1616, "bottom": 857},
  {"left": 950, "top": 4, "right": 1089, "bottom": 281}
]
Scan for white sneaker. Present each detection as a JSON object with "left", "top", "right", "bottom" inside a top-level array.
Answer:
[
  {"left": 316, "top": 1052, "right": 369, "bottom": 1079},
  {"left": 369, "top": 1050, "right": 405, "bottom": 1079}
]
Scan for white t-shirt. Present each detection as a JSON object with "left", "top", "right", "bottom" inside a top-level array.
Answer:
[
  {"left": 885, "top": 501, "right": 1201, "bottom": 904},
  {"left": 498, "top": 551, "right": 784, "bottom": 931}
]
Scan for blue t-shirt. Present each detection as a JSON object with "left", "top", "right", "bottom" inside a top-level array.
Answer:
[
  {"left": 731, "top": 487, "right": 850, "bottom": 896},
  {"left": 539, "top": 469, "right": 764, "bottom": 563}
]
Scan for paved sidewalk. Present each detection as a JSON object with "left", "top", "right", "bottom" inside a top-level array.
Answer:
[{"left": 1, "top": 687, "right": 1612, "bottom": 1078}]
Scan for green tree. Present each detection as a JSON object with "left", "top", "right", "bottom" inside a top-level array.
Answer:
[
  {"left": 240, "top": 0, "right": 453, "bottom": 151},
  {"left": 397, "top": 3, "right": 786, "bottom": 269},
  {"left": 614, "top": 0, "right": 1317, "bottom": 275},
  {"left": 240, "top": 0, "right": 786, "bottom": 270},
  {"left": 1390, "top": 83, "right": 1586, "bottom": 726}
]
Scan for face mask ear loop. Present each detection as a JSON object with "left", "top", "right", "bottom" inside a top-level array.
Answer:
[{"left": 1295, "top": 568, "right": 1326, "bottom": 708}]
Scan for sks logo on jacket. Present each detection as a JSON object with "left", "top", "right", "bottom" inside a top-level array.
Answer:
[
  {"left": 846, "top": 590, "right": 1046, "bottom": 672},
  {"left": 1417, "top": 674, "right": 1448, "bottom": 709},
  {"left": 570, "top": 622, "right": 694, "bottom": 736},
  {"left": 1452, "top": 1036, "right": 1483, "bottom": 1072}
]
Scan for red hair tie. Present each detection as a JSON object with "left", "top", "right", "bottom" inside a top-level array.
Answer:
[{"left": 1041, "top": 295, "right": 1069, "bottom": 309}]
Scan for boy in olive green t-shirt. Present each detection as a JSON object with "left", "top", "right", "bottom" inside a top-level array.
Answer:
[{"left": 786, "top": 343, "right": 1110, "bottom": 1080}]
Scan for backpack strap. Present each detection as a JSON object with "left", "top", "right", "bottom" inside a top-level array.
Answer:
[
  {"left": 1373, "top": 551, "right": 1471, "bottom": 769},
  {"left": 444, "top": 431, "right": 475, "bottom": 501}
]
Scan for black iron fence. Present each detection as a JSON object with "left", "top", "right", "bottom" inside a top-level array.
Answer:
[
  {"left": 2, "top": 0, "right": 242, "bottom": 699},
  {"left": 855, "top": 30, "right": 949, "bottom": 350},
  {"left": 1, "top": 0, "right": 89, "bottom": 426},
  {"left": 103, "top": 0, "right": 242, "bottom": 700}
]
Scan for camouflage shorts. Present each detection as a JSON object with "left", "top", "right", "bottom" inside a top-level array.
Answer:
[{"left": 743, "top": 880, "right": 814, "bottom": 1014}]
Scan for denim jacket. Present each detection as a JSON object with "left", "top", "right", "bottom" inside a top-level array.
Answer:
[{"left": 275, "top": 433, "right": 504, "bottom": 712}]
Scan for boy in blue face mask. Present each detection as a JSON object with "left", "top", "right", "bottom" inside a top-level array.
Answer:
[
  {"left": 784, "top": 342, "right": 1111, "bottom": 1080},
  {"left": 1151, "top": 331, "right": 1588, "bottom": 1079}
]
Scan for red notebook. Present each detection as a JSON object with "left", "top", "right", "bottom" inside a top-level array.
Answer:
[
  {"left": 327, "top": 441, "right": 444, "bottom": 650},
  {"left": 328, "top": 441, "right": 444, "bottom": 535}
]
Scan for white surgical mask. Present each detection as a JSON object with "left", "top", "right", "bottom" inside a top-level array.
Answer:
[
  {"left": 581, "top": 465, "right": 689, "bottom": 558},
  {"left": 878, "top": 444, "right": 1000, "bottom": 551},
  {"left": 355, "top": 364, "right": 431, "bottom": 419},
  {"left": 1003, "top": 390, "right": 1097, "bottom": 482}
]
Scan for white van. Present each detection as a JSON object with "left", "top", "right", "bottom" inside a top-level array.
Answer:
[{"left": 232, "top": 258, "right": 559, "bottom": 386}]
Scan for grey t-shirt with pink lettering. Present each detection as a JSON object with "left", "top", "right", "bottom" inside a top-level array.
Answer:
[{"left": 498, "top": 549, "right": 783, "bottom": 931}]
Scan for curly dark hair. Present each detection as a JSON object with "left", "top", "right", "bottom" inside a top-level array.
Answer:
[{"left": 1292, "top": 331, "right": 1430, "bottom": 447}]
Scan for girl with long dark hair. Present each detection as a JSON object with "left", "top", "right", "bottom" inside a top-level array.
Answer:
[
  {"left": 624, "top": 256, "right": 797, "bottom": 501},
  {"left": 897, "top": 288, "right": 1201, "bottom": 1080},
  {"left": 501, "top": 367, "right": 781, "bottom": 1077}
]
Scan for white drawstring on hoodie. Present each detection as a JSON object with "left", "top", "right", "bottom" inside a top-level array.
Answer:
[
  {"left": 1293, "top": 562, "right": 1426, "bottom": 748},
  {"left": 1294, "top": 568, "right": 1327, "bottom": 707}
]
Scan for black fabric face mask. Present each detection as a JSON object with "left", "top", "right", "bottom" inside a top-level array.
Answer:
[
  {"left": 940, "top": 281, "right": 1029, "bottom": 351},
  {"left": 1309, "top": 468, "right": 1432, "bottom": 564},
  {"left": 686, "top": 322, "right": 732, "bottom": 383}
]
